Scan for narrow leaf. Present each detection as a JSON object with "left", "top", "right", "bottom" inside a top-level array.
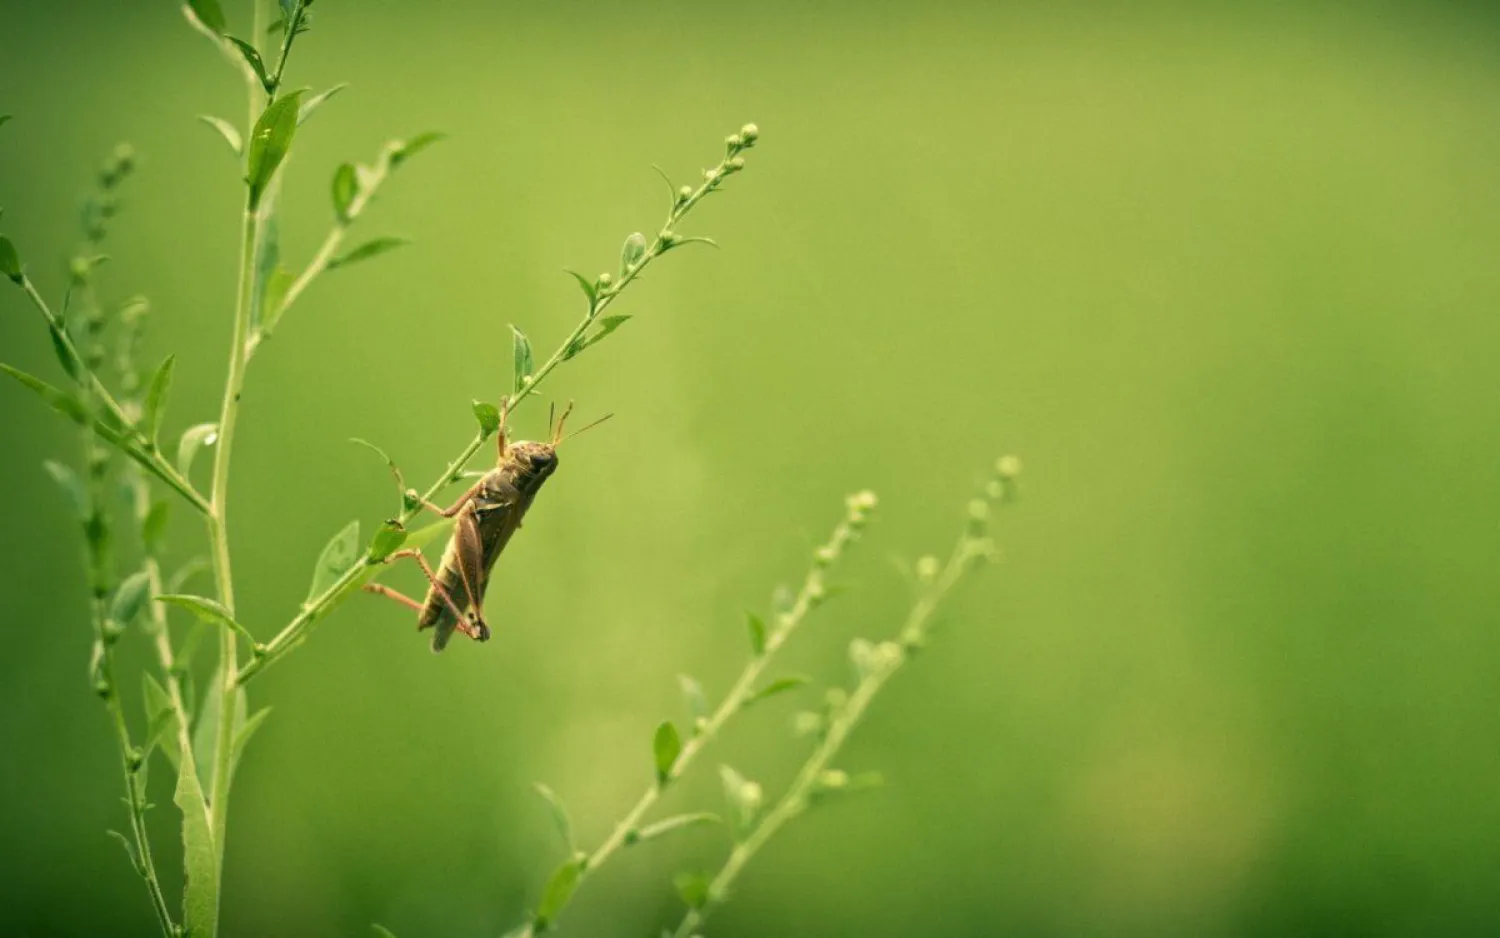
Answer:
[
  {"left": 472, "top": 400, "right": 501, "bottom": 437},
  {"left": 746, "top": 611, "right": 767, "bottom": 656},
  {"left": 226, "top": 37, "right": 271, "bottom": 93},
  {"left": 744, "top": 675, "right": 809, "bottom": 707},
  {"left": 184, "top": 0, "right": 227, "bottom": 34},
  {"left": 533, "top": 857, "right": 585, "bottom": 929},
  {"left": 142, "top": 674, "right": 182, "bottom": 770},
  {"left": 533, "top": 782, "right": 575, "bottom": 852},
  {"left": 388, "top": 131, "right": 446, "bottom": 168},
  {"left": 306, "top": 520, "right": 361, "bottom": 601},
  {"left": 230, "top": 705, "right": 271, "bottom": 780},
  {"left": 111, "top": 570, "right": 154, "bottom": 627},
  {"left": 142, "top": 354, "right": 175, "bottom": 444},
  {"left": 42, "top": 460, "right": 88, "bottom": 522},
  {"left": 331, "top": 162, "right": 358, "bottom": 222},
  {"left": 620, "top": 231, "right": 648, "bottom": 274},
  {"left": 246, "top": 90, "right": 306, "bottom": 207},
  {"left": 197, "top": 115, "right": 243, "bottom": 156},
  {"left": 105, "top": 830, "right": 142, "bottom": 876},
  {"left": 157, "top": 594, "right": 255, "bottom": 648},
  {"left": 327, "top": 236, "right": 408, "bottom": 271},
  {"left": 298, "top": 83, "right": 348, "bottom": 125},
  {"left": 633, "top": 813, "right": 720, "bottom": 845},
  {"left": 563, "top": 269, "right": 596, "bottom": 307},
  {"left": 142, "top": 500, "right": 170, "bottom": 552},
  {"left": 0, "top": 234, "right": 23, "bottom": 283},
  {"left": 653, "top": 720, "right": 682, "bottom": 784},
  {"left": 258, "top": 265, "right": 295, "bottom": 335},
  {"left": 1, "top": 364, "right": 90, "bottom": 425},
  {"left": 511, "top": 325, "right": 533, "bottom": 394},
  {"left": 174, "top": 746, "right": 217, "bottom": 937},
  {"left": 191, "top": 669, "right": 223, "bottom": 785},
  {"left": 176, "top": 423, "right": 219, "bottom": 477},
  {"left": 678, "top": 674, "right": 709, "bottom": 726}
]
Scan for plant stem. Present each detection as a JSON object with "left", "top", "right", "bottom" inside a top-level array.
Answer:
[
  {"left": 520, "top": 495, "right": 870, "bottom": 937},
  {"left": 669, "top": 479, "right": 1016, "bottom": 938}
]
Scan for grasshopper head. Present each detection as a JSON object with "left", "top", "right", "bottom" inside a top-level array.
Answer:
[{"left": 509, "top": 440, "right": 559, "bottom": 483}]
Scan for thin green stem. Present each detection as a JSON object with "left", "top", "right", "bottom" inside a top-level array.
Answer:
[
  {"left": 520, "top": 494, "right": 870, "bottom": 937},
  {"left": 241, "top": 128, "right": 759, "bottom": 684},
  {"left": 669, "top": 481, "right": 1015, "bottom": 938},
  {"left": 267, "top": 0, "right": 308, "bottom": 94},
  {"left": 15, "top": 275, "right": 210, "bottom": 514}
]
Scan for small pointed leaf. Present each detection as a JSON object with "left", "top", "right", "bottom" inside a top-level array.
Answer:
[
  {"left": 157, "top": 594, "right": 256, "bottom": 648},
  {"left": 184, "top": 0, "right": 227, "bottom": 34},
  {"left": 298, "top": 83, "right": 348, "bottom": 125},
  {"left": 42, "top": 460, "right": 88, "bottom": 522},
  {"left": 142, "top": 354, "right": 175, "bottom": 444},
  {"left": 744, "top": 675, "right": 809, "bottom": 707},
  {"left": 532, "top": 857, "right": 585, "bottom": 930},
  {"left": 111, "top": 570, "right": 154, "bottom": 627},
  {"left": 2, "top": 364, "right": 90, "bottom": 425},
  {"left": 653, "top": 720, "right": 682, "bottom": 785},
  {"left": 306, "top": 520, "right": 361, "bottom": 601},
  {"left": 176, "top": 423, "right": 219, "bottom": 478},
  {"left": 0, "top": 235, "right": 20, "bottom": 283},
  {"left": 472, "top": 400, "right": 501, "bottom": 438},
  {"left": 632, "top": 812, "right": 720, "bottom": 846},
  {"left": 678, "top": 674, "right": 708, "bottom": 726},
  {"left": 230, "top": 705, "right": 271, "bottom": 780},
  {"left": 197, "top": 115, "right": 242, "bottom": 156},
  {"left": 142, "top": 500, "right": 170, "bottom": 552},
  {"left": 388, "top": 132, "right": 446, "bottom": 169},
  {"left": 258, "top": 265, "right": 295, "bottom": 335},
  {"left": 368, "top": 520, "right": 406, "bottom": 563},
  {"left": 226, "top": 37, "right": 271, "bottom": 93},
  {"left": 563, "top": 269, "right": 596, "bottom": 308},
  {"left": 105, "top": 830, "right": 142, "bottom": 875},
  {"left": 620, "top": 231, "right": 648, "bottom": 275},
  {"left": 331, "top": 162, "right": 358, "bottom": 222},
  {"left": 246, "top": 90, "right": 306, "bottom": 206},
  {"left": 328, "top": 236, "right": 408, "bottom": 270},
  {"left": 533, "top": 782, "right": 576, "bottom": 853},
  {"left": 674, "top": 871, "right": 712, "bottom": 910},
  {"left": 746, "top": 612, "right": 767, "bottom": 656},
  {"left": 511, "top": 325, "right": 533, "bottom": 394}
]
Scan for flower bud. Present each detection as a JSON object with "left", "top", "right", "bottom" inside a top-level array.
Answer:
[{"left": 740, "top": 123, "right": 760, "bottom": 143}]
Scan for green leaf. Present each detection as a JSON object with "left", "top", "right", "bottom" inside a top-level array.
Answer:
[
  {"left": 744, "top": 675, "right": 809, "bottom": 707},
  {"left": 191, "top": 669, "right": 223, "bottom": 785},
  {"left": 158, "top": 594, "right": 256, "bottom": 649},
  {"left": 532, "top": 857, "right": 585, "bottom": 930},
  {"left": 678, "top": 674, "right": 709, "bottom": 727},
  {"left": 142, "top": 674, "right": 182, "bottom": 771},
  {"left": 674, "top": 871, "right": 712, "bottom": 910},
  {"left": 42, "top": 460, "right": 88, "bottom": 522},
  {"left": 533, "top": 782, "right": 575, "bottom": 853},
  {"left": 631, "top": 812, "right": 720, "bottom": 846},
  {"left": 472, "top": 400, "right": 501, "bottom": 438},
  {"left": 174, "top": 742, "right": 217, "bottom": 937},
  {"left": 0, "top": 234, "right": 22, "bottom": 283},
  {"left": 0, "top": 115, "right": 10, "bottom": 131},
  {"left": 511, "top": 325, "right": 533, "bottom": 394},
  {"left": 298, "top": 83, "right": 348, "bottom": 125},
  {"left": 653, "top": 720, "right": 682, "bottom": 785},
  {"left": 368, "top": 520, "right": 407, "bottom": 563},
  {"left": 111, "top": 570, "right": 154, "bottom": 627},
  {"left": 197, "top": 115, "right": 242, "bottom": 156},
  {"left": 327, "top": 236, "right": 408, "bottom": 271},
  {"left": 227, "top": 36, "right": 271, "bottom": 93},
  {"left": 258, "top": 265, "right": 295, "bottom": 335},
  {"left": 564, "top": 315, "right": 632, "bottom": 361},
  {"left": 563, "top": 269, "right": 597, "bottom": 308},
  {"left": 176, "top": 423, "right": 219, "bottom": 477},
  {"left": 746, "top": 611, "right": 767, "bottom": 656},
  {"left": 307, "top": 520, "right": 361, "bottom": 602},
  {"left": 184, "top": 0, "right": 227, "bottom": 34},
  {"left": 230, "top": 703, "right": 271, "bottom": 780},
  {"left": 331, "top": 162, "right": 358, "bottom": 222},
  {"left": 142, "top": 354, "right": 175, "bottom": 444},
  {"left": 719, "top": 764, "right": 763, "bottom": 832},
  {"left": 371, "top": 927, "right": 399, "bottom": 938},
  {"left": 105, "top": 829, "right": 142, "bottom": 876},
  {"left": 1, "top": 364, "right": 90, "bottom": 425},
  {"left": 620, "top": 231, "right": 648, "bottom": 275},
  {"left": 388, "top": 131, "right": 446, "bottom": 169},
  {"left": 245, "top": 90, "right": 305, "bottom": 207},
  {"left": 142, "top": 499, "right": 170, "bottom": 552}
]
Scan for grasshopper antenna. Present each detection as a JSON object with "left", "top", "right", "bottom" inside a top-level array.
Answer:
[
  {"left": 550, "top": 400, "right": 576, "bottom": 444},
  {"left": 556, "top": 412, "right": 613, "bottom": 446}
]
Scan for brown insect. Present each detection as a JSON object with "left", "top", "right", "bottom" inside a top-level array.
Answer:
[{"left": 364, "top": 402, "right": 607, "bottom": 651}]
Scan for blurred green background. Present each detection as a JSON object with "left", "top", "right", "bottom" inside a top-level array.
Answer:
[{"left": 3, "top": 1, "right": 1500, "bottom": 935}]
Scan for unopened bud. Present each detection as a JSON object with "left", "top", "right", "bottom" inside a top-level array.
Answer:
[{"left": 740, "top": 123, "right": 759, "bottom": 143}]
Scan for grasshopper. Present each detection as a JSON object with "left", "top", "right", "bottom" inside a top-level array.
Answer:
[{"left": 364, "top": 401, "right": 607, "bottom": 651}]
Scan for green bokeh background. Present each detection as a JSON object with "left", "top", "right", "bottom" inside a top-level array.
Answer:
[{"left": 3, "top": 2, "right": 1499, "bottom": 935}]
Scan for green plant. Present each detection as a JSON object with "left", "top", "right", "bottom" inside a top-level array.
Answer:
[{"left": 1, "top": 4, "right": 1020, "bottom": 937}]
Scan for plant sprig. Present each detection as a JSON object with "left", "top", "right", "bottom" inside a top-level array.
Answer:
[
  {"left": 519, "top": 485, "right": 871, "bottom": 936},
  {"left": 667, "top": 459, "right": 1021, "bottom": 937},
  {"left": 236, "top": 123, "right": 761, "bottom": 685}
]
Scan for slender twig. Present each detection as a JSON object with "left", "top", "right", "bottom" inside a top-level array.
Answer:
[
  {"left": 517, "top": 489, "right": 875, "bottom": 937},
  {"left": 237, "top": 126, "right": 760, "bottom": 685},
  {"left": 669, "top": 466, "right": 1019, "bottom": 938},
  {"left": 267, "top": 0, "right": 309, "bottom": 94}
]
